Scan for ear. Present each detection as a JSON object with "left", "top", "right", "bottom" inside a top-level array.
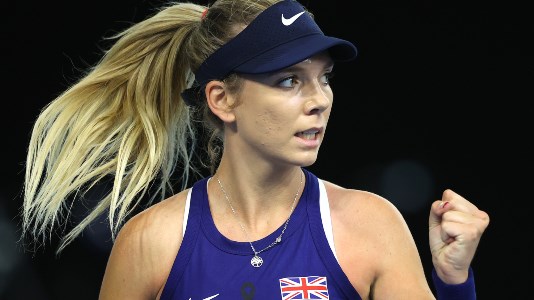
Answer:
[{"left": 205, "top": 80, "right": 236, "bottom": 123}]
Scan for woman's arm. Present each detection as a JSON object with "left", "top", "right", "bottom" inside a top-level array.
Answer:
[{"left": 99, "top": 193, "right": 187, "bottom": 300}]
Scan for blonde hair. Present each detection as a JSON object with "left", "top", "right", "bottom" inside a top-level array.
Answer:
[{"left": 22, "top": 0, "right": 282, "bottom": 254}]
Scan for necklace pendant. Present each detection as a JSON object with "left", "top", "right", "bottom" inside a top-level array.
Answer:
[{"left": 251, "top": 255, "right": 263, "bottom": 268}]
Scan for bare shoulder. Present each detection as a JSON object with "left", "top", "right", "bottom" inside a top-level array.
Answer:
[
  {"left": 321, "top": 180, "right": 432, "bottom": 298},
  {"left": 321, "top": 179, "right": 410, "bottom": 258},
  {"left": 121, "top": 188, "right": 188, "bottom": 258},
  {"left": 322, "top": 179, "right": 404, "bottom": 226},
  {"left": 123, "top": 189, "right": 189, "bottom": 245},
  {"left": 99, "top": 188, "right": 190, "bottom": 299}
]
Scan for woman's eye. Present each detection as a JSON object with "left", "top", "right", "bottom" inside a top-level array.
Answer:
[
  {"left": 321, "top": 72, "right": 334, "bottom": 85},
  {"left": 278, "top": 76, "right": 297, "bottom": 88}
]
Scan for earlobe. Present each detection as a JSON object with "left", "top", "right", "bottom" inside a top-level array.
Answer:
[{"left": 205, "top": 80, "right": 236, "bottom": 122}]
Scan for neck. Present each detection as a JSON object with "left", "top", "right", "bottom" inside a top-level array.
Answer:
[{"left": 210, "top": 167, "right": 304, "bottom": 238}]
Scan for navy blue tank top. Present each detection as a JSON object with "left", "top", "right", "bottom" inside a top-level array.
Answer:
[{"left": 160, "top": 168, "right": 361, "bottom": 299}]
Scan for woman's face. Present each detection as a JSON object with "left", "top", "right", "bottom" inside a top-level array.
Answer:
[{"left": 228, "top": 52, "right": 335, "bottom": 167}]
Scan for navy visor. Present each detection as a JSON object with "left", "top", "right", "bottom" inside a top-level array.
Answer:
[{"left": 182, "top": 0, "right": 358, "bottom": 106}]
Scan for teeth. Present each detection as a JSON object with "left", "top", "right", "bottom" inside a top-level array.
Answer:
[
  {"left": 298, "top": 131, "right": 318, "bottom": 140},
  {"left": 301, "top": 133, "right": 315, "bottom": 140}
]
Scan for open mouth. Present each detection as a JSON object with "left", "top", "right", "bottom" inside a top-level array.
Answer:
[{"left": 296, "top": 129, "right": 320, "bottom": 140}]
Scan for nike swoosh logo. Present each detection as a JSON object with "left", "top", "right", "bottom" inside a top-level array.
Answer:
[
  {"left": 281, "top": 11, "right": 305, "bottom": 26},
  {"left": 187, "top": 295, "right": 219, "bottom": 300}
]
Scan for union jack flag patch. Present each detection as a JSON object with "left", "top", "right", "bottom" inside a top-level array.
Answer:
[{"left": 279, "top": 276, "right": 329, "bottom": 299}]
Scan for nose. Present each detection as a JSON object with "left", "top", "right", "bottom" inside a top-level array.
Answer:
[{"left": 303, "top": 80, "right": 332, "bottom": 115}]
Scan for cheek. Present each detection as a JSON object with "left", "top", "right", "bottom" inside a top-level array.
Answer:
[
  {"left": 325, "top": 105, "right": 332, "bottom": 120},
  {"left": 256, "top": 109, "right": 284, "bottom": 135}
]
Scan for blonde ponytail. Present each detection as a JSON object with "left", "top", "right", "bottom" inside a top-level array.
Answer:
[{"left": 23, "top": 3, "right": 206, "bottom": 253}]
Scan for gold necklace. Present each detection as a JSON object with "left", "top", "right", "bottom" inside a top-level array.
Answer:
[{"left": 216, "top": 171, "right": 303, "bottom": 268}]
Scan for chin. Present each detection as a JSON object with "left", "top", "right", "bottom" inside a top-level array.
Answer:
[{"left": 298, "top": 154, "right": 319, "bottom": 167}]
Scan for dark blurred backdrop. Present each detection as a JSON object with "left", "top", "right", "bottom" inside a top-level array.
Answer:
[{"left": 3, "top": 0, "right": 532, "bottom": 299}]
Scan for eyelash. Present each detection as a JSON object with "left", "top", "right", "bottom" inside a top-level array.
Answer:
[{"left": 277, "top": 72, "right": 335, "bottom": 88}]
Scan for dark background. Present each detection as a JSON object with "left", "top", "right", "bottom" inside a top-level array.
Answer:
[{"left": 3, "top": 0, "right": 531, "bottom": 299}]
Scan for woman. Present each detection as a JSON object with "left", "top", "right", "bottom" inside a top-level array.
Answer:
[{"left": 22, "top": 0, "right": 489, "bottom": 299}]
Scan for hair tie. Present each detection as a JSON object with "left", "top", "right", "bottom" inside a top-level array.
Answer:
[{"left": 201, "top": 8, "right": 208, "bottom": 20}]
